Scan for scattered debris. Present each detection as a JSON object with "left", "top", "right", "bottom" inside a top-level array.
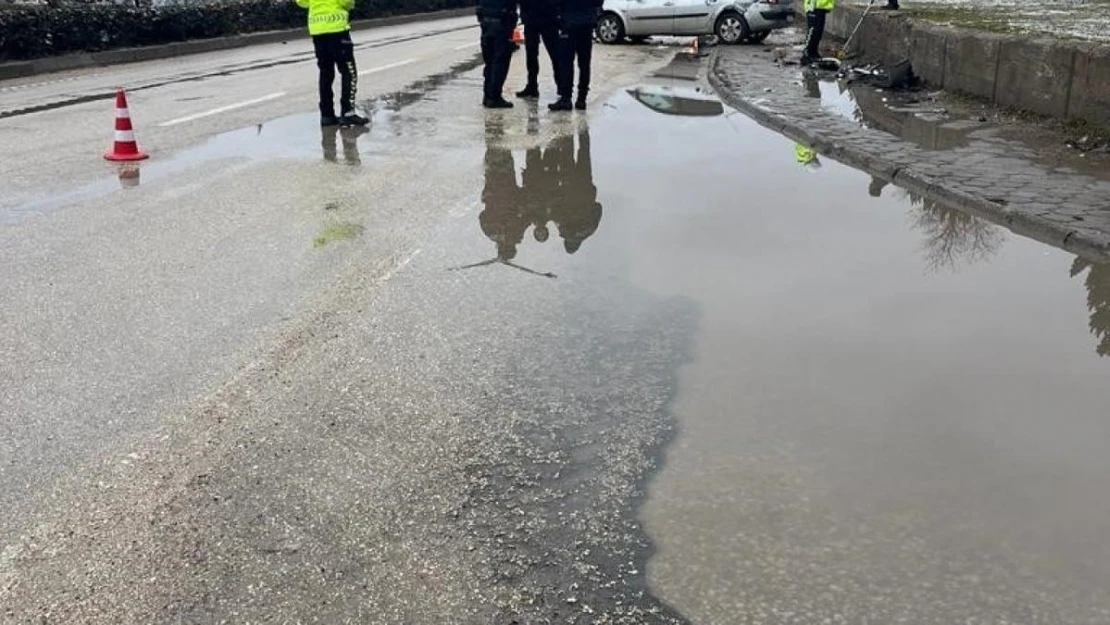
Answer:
[
  {"left": 1065, "top": 134, "right": 1107, "bottom": 153},
  {"left": 839, "top": 59, "right": 916, "bottom": 90}
]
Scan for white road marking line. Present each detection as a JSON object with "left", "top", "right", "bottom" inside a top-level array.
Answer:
[
  {"left": 358, "top": 58, "right": 418, "bottom": 76},
  {"left": 158, "top": 92, "right": 285, "bottom": 127},
  {"left": 454, "top": 41, "right": 480, "bottom": 51}
]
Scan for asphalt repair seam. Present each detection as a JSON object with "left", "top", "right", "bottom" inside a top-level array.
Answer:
[{"left": 707, "top": 48, "right": 1110, "bottom": 264}]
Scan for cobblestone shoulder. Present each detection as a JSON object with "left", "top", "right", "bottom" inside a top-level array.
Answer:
[{"left": 708, "top": 45, "right": 1110, "bottom": 263}]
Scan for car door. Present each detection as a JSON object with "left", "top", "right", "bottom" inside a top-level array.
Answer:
[
  {"left": 671, "top": 0, "right": 718, "bottom": 34},
  {"left": 623, "top": 0, "right": 676, "bottom": 36}
]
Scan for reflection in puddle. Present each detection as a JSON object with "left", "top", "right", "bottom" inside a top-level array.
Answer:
[
  {"left": 1071, "top": 258, "right": 1110, "bottom": 357},
  {"left": 806, "top": 72, "right": 976, "bottom": 150},
  {"left": 1, "top": 59, "right": 481, "bottom": 226},
  {"left": 453, "top": 120, "right": 601, "bottom": 279},
  {"left": 322, "top": 125, "right": 370, "bottom": 166},
  {"left": 905, "top": 189, "right": 1006, "bottom": 273},
  {"left": 627, "top": 83, "right": 724, "bottom": 117},
  {"left": 614, "top": 79, "right": 1110, "bottom": 625},
  {"left": 117, "top": 164, "right": 141, "bottom": 190},
  {"left": 3, "top": 112, "right": 323, "bottom": 224}
]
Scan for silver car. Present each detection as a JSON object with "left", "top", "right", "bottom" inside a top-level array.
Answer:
[{"left": 596, "top": 0, "right": 794, "bottom": 45}]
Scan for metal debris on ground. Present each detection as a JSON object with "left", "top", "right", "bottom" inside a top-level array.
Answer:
[{"left": 839, "top": 59, "right": 916, "bottom": 90}]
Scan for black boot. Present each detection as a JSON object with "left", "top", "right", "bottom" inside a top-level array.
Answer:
[
  {"left": 575, "top": 94, "right": 587, "bottom": 110},
  {"left": 484, "top": 97, "right": 514, "bottom": 109},
  {"left": 321, "top": 115, "right": 339, "bottom": 127},
  {"left": 549, "top": 97, "right": 573, "bottom": 111},
  {"left": 516, "top": 85, "right": 540, "bottom": 98},
  {"left": 339, "top": 112, "right": 370, "bottom": 126}
]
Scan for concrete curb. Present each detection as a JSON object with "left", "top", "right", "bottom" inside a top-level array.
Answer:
[
  {"left": 0, "top": 7, "right": 474, "bottom": 82},
  {"left": 707, "top": 50, "right": 1110, "bottom": 263},
  {"left": 824, "top": 6, "right": 1110, "bottom": 129}
]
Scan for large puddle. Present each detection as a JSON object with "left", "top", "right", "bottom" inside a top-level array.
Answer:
[
  {"left": 3, "top": 46, "right": 1108, "bottom": 622},
  {"left": 497, "top": 69, "right": 1110, "bottom": 623}
]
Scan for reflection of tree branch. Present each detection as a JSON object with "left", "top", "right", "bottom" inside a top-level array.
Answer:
[
  {"left": 908, "top": 192, "right": 1004, "bottom": 273},
  {"left": 1070, "top": 258, "right": 1110, "bottom": 357}
]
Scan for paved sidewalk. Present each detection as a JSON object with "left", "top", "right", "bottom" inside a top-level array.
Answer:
[{"left": 708, "top": 33, "right": 1110, "bottom": 263}]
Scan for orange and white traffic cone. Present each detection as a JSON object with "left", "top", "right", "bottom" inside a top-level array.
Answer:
[{"left": 105, "top": 89, "right": 148, "bottom": 162}]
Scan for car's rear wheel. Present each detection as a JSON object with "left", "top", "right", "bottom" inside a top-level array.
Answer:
[
  {"left": 596, "top": 13, "right": 625, "bottom": 45},
  {"left": 715, "top": 12, "right": 749, "bottom": 45},
  {"left": 746, "top": 30, "right": 770, "bottom": 44}
]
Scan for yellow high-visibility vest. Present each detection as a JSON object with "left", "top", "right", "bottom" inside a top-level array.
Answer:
[{"left": 296, "top": 0, "right": 355, "bottom": 36}]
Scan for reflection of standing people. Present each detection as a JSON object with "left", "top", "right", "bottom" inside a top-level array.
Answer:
[
  {"left": 479, "top": 0, "right": 520, "bottom": 108},
  {"left": 550, "top": 0, "right": 603, "bottom": 111},
  {"left": 297, "top": 0, "right": 369, "bottom": 127},
  {"left": 455, "top": 129, "right": 556, "bottom": 278},
  {"left": 868, "top": 175, "right": 887, "bottom": 197},
  {"left": 803, "top": 71, "right": 821, "bottom": 99},
  {"left": 522, "top": 145, "right": 554, "bottom": 242},
  {"left": 479, "top": 143, "right": 526, "bottom": 261},
  {"left": 546, "top": 129, "right": 601, "bottom": 253},
  {"left": 795, "top": 143, "right": 822, "bottom": 171},
  {"left": 516, "top": 0, "right": 562, "bottom": 99},
  {"left": 322, "top": 125, "right": 368, "bottom": 165},
  {"left": 801, "top": 0, "right": 835, "bottom": 66}
]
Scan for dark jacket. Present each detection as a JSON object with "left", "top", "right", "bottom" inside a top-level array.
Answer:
[
  {"left": 552, "top": 0, "right": 602, "bottom": 29},
  {"left": 520, "top": 0, "right": 557, "bottom": 25},
  {"left": 476, "top": 0, "right": 518, "bottom": 20}
]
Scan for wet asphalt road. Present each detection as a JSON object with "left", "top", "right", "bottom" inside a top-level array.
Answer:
[{"left": 3, "top": 22, "right": 1110, "bottom": 624}]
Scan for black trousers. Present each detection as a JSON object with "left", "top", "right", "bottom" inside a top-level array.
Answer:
[
  {"left": 522, "top": 21, "right": 561, "bottom": 89},
  {"left": 480, "top": 16, "right": 516, "bottom": 101},
  {"left": 556, "top": 25, "right": 593, "bottom": 99},
  {"left": 313, "top": 31, "right": 357, "bottom": 116},
  {"left": 804, "top": 9, "right": 827, "bottom": 61}
]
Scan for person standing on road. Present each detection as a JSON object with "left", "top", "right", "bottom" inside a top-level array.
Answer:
[
  {"left": 296, "top": 0, "right": 370, "bottom": 127},
  {"left": 801, "top": 0, "right": 835, "bottom": 66},
  {"left": 479, "top": 0, "right": 520, "bottom": 108},
  {"left": 549, "top": 0, "right": 604, "bottom": 111},
  {"left": 516, "top": 0, "right": 562, "bottom": 100}
]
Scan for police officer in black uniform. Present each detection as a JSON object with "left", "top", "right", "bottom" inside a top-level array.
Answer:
[
  {"left": 549, "top": 0, "right": 603, "bottom": 111},
  {"left": 478, "top": 0, "right": 520, "bottom": 109},
  {"left": 515, "top": 0, "right": 562, "bottom": 99}
]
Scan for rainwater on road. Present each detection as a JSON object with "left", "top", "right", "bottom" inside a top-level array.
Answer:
[{"left": 2, "top": 43, "right": 1109, "bottom": 623}]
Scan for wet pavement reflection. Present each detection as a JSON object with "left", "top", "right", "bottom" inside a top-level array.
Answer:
[
  {"left": 803, "top": 70, "right": 1110, "bottom": 180},
  {"left": 5, "top": 46, "right": 1110, "bottom": 622},
  {"left": 806, "top": 72, "right": 975, "bottom": 151},
  {"left": 1071, "top": 258, "right": 1110, "bottom": 357},
  {"left": 453, "top": 120, "right": 601, "bottom": 278},
  {"left": 322, "top": 125, "right": 370, "bottom": 166},
  {"left": 513, "top": 79, "right": 1110, "bottom": 624}
]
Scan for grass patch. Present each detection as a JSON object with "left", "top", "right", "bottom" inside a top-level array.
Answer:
[
  {"left": 907, "top": 5, "right": 1016, "bottom": 34},
  {"left": 313, "top": 221, "right": 364, "bottom": 248}
]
